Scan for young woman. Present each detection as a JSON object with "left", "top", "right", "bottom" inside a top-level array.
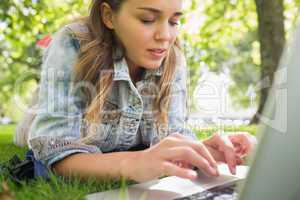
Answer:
[{"left": 26, "top": 0, "right": 256, "bottom": 183}]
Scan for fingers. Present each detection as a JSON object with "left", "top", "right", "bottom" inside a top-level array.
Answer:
[
  {"left": 204, "top": 145, "right": 225, "bottom": 162},
  {"left": 236, "top": 156, "right": 243, "bottom": 165},
  {"left": 161, "top": 161, "right": 198, "bottom": 180},
  {"left": 172, "top": 160, "right": 194, "bottom": 169},
  {"left": 206, "top": 133, "right": 237, "bottom": 174},
  {"left": 194, "top": 141, "right": 218, "bottom": 169},
  {"left": 164, "top": 146, "right": 219, "bottom": 176},
  {"left": 164, "top": 134, "right": 218, "bottom": 169},
  {"left": 217, "top": 135, "right": 237, "bottom": 175},
  {"left": 228, "top": 132, "right": 257, "bottom": 155},
  {"left": 174, "top": 134, "right": 219, "bottom": 169},
  {"left": 173, "top": 160, "right": 190, "bottom": 169}
]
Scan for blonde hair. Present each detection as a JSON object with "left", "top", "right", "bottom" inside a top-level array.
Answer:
[{"left": 70, "top": 0, "right": 182, "bottom": 140}]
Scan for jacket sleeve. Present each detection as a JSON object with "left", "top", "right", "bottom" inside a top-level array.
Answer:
[
  {"left": 28, "top": 26, "right": 100, "bottom": 168},
  {"left": 167, "top": 51, "right": 198, "bottom": 141}
]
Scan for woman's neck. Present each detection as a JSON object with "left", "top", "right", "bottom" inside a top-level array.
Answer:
[{"left": 126, "top": 58, "right": 144, "bottom": 84}]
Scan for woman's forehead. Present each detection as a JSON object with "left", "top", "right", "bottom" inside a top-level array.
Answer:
[{"left": 123, "top": 0, "right": 183, "bottom": 14}]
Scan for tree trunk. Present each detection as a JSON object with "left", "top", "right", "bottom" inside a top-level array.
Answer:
[{"left": 251, "top": 0, "right": 285, "bottom": 124}]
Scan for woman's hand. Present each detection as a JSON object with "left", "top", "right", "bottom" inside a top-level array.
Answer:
[
  {"left": 203, "top": 132, "right": 257, "bottom": 174},
  {"left": 122, "top": 133, "right": 219, "bottom": 182}
]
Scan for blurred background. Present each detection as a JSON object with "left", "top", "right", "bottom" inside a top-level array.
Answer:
[{"left": 0, "top": 0, "right": 299, "bottom": 127}]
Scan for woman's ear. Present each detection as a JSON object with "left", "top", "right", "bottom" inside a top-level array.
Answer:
[{"left": 101, "top": 2, "right": 114, "bottom": 30}]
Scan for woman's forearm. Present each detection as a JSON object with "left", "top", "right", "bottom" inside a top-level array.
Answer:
[{"left": 52, "top": 151, "right": 139, "bottom": 181}]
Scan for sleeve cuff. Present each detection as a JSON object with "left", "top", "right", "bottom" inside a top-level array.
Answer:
[{"left": 29, "top": 136, "right": 101, "bottom": 167}]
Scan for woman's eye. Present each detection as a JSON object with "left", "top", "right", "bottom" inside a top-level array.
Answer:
[
  {"left": 141, "top": 19, "right": 155, "bottom": 24},
  {"left": 140, "top": 18, "right": 180, "bottom": 26},
  {"left": 169, "top": 21, "right": 180, "bottom": 26}
]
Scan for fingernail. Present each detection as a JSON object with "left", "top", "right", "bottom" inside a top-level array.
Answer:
[
  {"left": 231, "top": 166, "right": 236, "bottom": 175},
  {"left": 212, "top": 162, "right": 218, "bottom": 169},
  {"left": 188, "top": 170, "right": 197, "bottom": 178},
  {"left": 214, "top": 168, "right": 220, "bottom": 176},
  {"left": 211, "top": 167, "right": 219, "bottom": 176}
]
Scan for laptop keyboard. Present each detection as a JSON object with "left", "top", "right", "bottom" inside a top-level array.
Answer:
[{"left": 173, "top": 182, "right": 238, "bottom": 200}]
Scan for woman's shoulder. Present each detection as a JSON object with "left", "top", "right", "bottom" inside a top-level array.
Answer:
[
  {"left": 50, "top": 21, "right": 89, "bottom": 50},
  {"left": 64, "top": 21, "right": 89, "bottom": 37},
  {"left": 40, "top": 22, "right": 89, "bottom": 71}
]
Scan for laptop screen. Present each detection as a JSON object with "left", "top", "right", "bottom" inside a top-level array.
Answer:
[{"left": 239, "top": 23, "right": 300, "bottom": 200}]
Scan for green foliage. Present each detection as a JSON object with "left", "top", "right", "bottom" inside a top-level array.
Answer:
[
  {"left": 0, "top": 0, "right": 88, "bottom": 121},
  {"left": 285, "top": 0, "right": 300, "bottom": 35},
  {"left": 181, "top": 0, "right": 260, "bottom": 110}
]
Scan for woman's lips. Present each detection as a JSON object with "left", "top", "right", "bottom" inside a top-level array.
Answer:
[{"left": 148, "top": 48, "right": 167, "bottom": 59}]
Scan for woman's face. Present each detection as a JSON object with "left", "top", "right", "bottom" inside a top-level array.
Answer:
[{"left": 104, "top": 0, "right": 183, "bottom": 70}]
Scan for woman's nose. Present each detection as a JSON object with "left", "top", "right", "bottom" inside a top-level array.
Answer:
[{"left": 154, "top": 23, "right": 173, "bottom": 41}]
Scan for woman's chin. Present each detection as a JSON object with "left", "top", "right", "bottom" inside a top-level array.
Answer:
[{"left": 142, "top": 59, "right": 164, "bottom": 69}]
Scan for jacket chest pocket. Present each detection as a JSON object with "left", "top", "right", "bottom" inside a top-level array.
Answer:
[
  {"left": 119, "top": 112, "right": 140, "bottom": 135},
  {"left": 101, "top": 100, "right": 121, "bottom": 124},
  {"left": 80, "top": 123, "right": 112, "bottom": 145}
]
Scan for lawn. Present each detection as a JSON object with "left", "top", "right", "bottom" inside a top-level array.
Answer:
[{"left": 0, "top": 124, "right": 257, "bottom": 200}]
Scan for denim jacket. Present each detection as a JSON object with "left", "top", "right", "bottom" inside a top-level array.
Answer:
[{"left": 28, "top": 23, "right": 197, "bottom": 168}]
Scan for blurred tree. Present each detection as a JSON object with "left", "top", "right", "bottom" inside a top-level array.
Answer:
[{"left": 252, "top": 0, "right": 285, "bottom": 123}]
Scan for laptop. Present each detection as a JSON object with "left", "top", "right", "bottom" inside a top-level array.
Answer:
[{"left": 86, "top": 23, "right": 300, "bottom": 200}]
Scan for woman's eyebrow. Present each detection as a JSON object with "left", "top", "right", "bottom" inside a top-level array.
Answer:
[{"left": 137, "top": 7, "right": 183, "bottom": 17}]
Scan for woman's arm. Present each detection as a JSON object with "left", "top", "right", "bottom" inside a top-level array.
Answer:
[
  {"left": 52, "top": 151, "right": 139, "bottom": 180},
  {"left": 29, "top": 25, "right": 101, "bottom": 168},
  {"left": 53, "top": 133, "right": 219, "bottom": 183}
]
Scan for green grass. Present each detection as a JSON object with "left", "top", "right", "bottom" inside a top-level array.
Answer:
[
  {"left": 0, "top": 124, "right": 134, "bottom": 200},
  {"left": 0, "top": 124, "right": 257, "bottom": 199},
  {"left": 193, "top": 125, "right": 257, "bottom": 140},
  {"left": 0, "top": 125, "right": 28, "bottom": 160}
]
